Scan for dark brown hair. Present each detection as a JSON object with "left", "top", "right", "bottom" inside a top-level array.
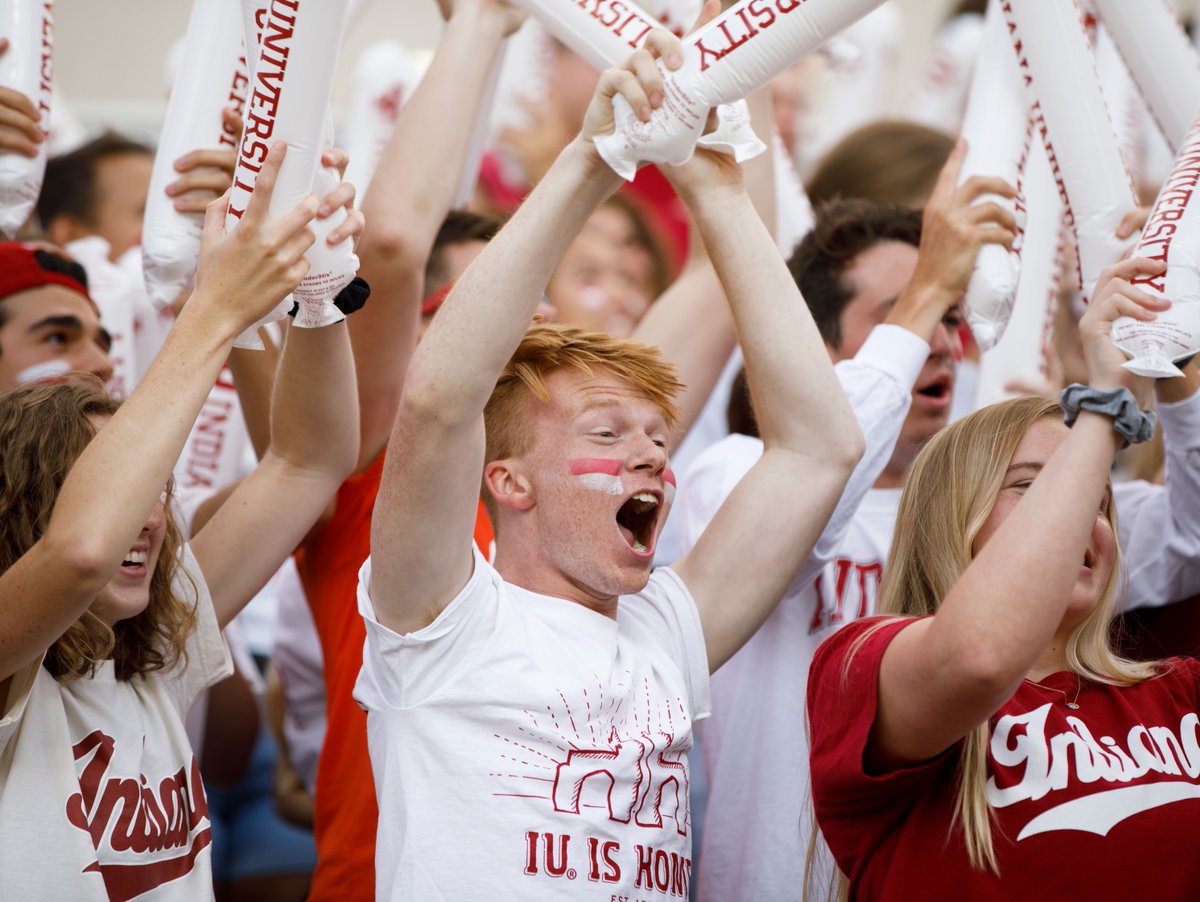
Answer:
[
  {"left": 787, "top": 199, "right": 922, "bottom": 349},
  {"left": 0, "top": 380, "right": 196, "bottom": 681},
  {"left": 36, "top": 132, "right": 153, "bottom": 230}
]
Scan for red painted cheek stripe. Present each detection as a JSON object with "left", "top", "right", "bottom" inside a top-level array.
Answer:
[
  {"left": 664, "top": 468, "right": 676, "bottom": 487},
  {"left": 569, "top": 458, "right": 623, "bottom": 477}
]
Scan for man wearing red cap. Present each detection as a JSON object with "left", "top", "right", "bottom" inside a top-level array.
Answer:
[{"left": 0, "top": 242, "right": 113, "bottom": 388}]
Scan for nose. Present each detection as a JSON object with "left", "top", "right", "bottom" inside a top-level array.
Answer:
[
  {"left": 76, "top": 342, "right": 114, "bottom": 384},
  {"left": 629, "top": 432, "right": 668, "bottom": 474}
]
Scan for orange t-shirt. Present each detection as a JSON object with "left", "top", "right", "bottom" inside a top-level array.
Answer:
[{"left": 296, "top": 450, "right": 494, "bottom": 902}]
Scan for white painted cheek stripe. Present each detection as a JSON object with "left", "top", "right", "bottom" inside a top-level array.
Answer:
[
  {"left": 15, "top": 359, "right": 71, "bottom": 385},
  {"left": 575, "top": 473, "right": 625, "bottom": 496},
  {"left": 663, "top": 481, "right": 675, "bottom": 505}
]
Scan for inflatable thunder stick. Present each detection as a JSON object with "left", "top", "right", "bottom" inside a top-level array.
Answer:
[
  {"left": 1000, "top": 0, "right": 1136, "bottom": 301},
  {"left": 1111, "top": 119, "right": 1200, "bottom": 378},
  {"left": 974, "top": 138, "right": 1066, "bottom": 408},
  {"left": 595, "top": 0, "right": 887, "bottom": 180},
  {"left": 957, "top": 0, "right": 1030, "bottom": 351},
  {"left": 143, "top": 0, "right": 248, "bottom": 310},
  {"left": 0, "top": 0, "right": 53, "bottom": 237},
  {"left": 229, "top": 0, "right": 357, "bottom": 344},
  {"left": 510, "top": 0, "right": 763, "bottom": 171},
  {"left": 1093, "top": 0, "right": 1200, "bottom": 153}
]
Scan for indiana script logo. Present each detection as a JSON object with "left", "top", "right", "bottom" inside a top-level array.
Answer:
[{"left": 65, "top": 730, "right": 211, "bottom": 901}]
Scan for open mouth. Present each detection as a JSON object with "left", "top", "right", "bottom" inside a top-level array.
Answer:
[
  {"left": 916, "top": 375, "right": 951, "bottom": 402},
  {"left": 120, "top": 547, "right": 149, "bottom": 573},
  {"left": 616, "top": 491, "right": 660, "bottom": 554}
]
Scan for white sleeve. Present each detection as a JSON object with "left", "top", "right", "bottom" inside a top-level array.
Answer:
[
  {"left": 354, "top": 544, "right": 498, "bottom": 710},
  {"left": 163, "top": 544, "right": 234, "bottom": 715},
  {"left": 675, "top": 325, "right": 926, "bottom": 571},
  {"left": 1114, "top": 391, "right": 1200, "bottom": 612},
  {"left": 0, "top": 659, "right": 41, "bottom": 761},
  {"left": 806, "top": 325, "right": 927, "bottom": 571}
]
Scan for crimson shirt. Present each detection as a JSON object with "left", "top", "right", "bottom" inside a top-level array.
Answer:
[{"left": 809, "top": 616, "right": 1200, "bottom": 900}]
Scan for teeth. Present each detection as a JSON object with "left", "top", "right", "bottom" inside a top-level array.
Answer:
[
  {"left": 632, "top": 539, "right": 648, "bottom": 552},
  {"left": 631, "top": 492, "right": 658, "bottom": 506},
  {"left": 124, "top": 549, "right": 148, "bottom": 565}
]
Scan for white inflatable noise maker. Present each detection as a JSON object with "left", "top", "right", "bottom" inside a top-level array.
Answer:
[
  {"left": 0, "top": 0, "right": 53, "bottom": 237},
  {"left": 957, "top": 0, "right": 1029, "bottom": 351},
  {"left": 509, "top": 0, "right": 766, "bottom": 175},
  {"left": 142, "top": 0, "right": 248, "bottom": 311},
  {"left": 228, "top": 0, "right": 357, "bottom": 347},
  {"left": 999, "top": 0, "right": 1137, "bottom": 302},
  {"left": 1111, "top": 118, "right": 1200, "bottom": 378},
  {"left": 594, "top": 0, "right": 888, "bottom": 180}
]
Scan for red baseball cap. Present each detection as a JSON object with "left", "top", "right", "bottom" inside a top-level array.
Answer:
[{"left": 0, "top": 242, "right": 95, "bottom": 309}]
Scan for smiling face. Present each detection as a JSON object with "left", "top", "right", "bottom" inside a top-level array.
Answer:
[
  {"left": 90, "top": 500, "right": 169, "bottom": 627},
  {"left": 971, "top": 418, "right": 1117, "bottom": 631},
  {"left": 488, "top": 368, "right": 674, "bottom": 608}
]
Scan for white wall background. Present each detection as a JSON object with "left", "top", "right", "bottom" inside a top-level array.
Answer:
[{"left": 52, "top": 0, "right": 960, "bottom": 142}]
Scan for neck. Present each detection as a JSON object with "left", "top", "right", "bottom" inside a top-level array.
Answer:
[
  {"left": 1026, "top": 629, "right": 1074, "bottom": 681},
  {"left": 492, "top": 551, "right": 620, "bottom": 620}
]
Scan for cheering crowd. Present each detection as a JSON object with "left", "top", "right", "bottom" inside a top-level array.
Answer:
[{"left": 5, "top": 0, "right": 1200, "bottom": 900}]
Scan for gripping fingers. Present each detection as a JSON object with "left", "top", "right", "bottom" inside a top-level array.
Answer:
[
  {"left": 967, "top": 201, "right": 1019, "bottom": 233},
  {"left": 327, "top": 207, "right": 364, "bottom": 247},
  {"left": 242, "top": 142, "right": 288, "bottom": 223},
  {"left": 642, "top": 29, "right": 684, "bottom": 70},
  {"left": 317, "top": 181, "right": 355, "bottom": 219},
  {"left": 627, "top": 49, "right": 666, "bottom": 110},
  {"left": 609, "top": 68, "right": 654, "bottom": 122},
  {"left": 321, "top": 146, "right": 350, "bottom": 179},
  {"left": 958, "top": 174, "right": 1017, "bottom": 201},
  {"left": 977, "top": 224, "right": 1016, "bottom": 251}
]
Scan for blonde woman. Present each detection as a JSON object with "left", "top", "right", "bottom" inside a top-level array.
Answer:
[{"left": 807, "top": 254, "right": 1200, "bottom": 898}]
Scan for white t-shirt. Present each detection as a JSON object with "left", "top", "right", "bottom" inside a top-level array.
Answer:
[
  {"left": 0, "top": 545, "right": 232, "bottom": 901},
  {"left": 678, "top": 325, "right": 921, "bottom": 902},
  {"left": 354, "top": 545, "right": 711, "bottom": 901}
]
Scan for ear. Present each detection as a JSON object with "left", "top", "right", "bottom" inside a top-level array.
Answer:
[
  {"left": 44, "top": 214, "right": 90, "bottom": 250},
  {"left": 484, "top": 458, "right": 535, "bottom": 512}
]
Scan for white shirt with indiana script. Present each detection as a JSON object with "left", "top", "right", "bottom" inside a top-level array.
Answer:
[
  {"left": 0, "top": 545, "right": 231, "bottom": 901},
  {"left": 354, "top": 545, "right": 711, "bottom": 901}
]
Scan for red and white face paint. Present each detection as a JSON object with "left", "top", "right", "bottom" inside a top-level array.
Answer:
[
  {"left": 999, "top": 0, "right": 1137, "bottom": 301},
  {"left": 142, "top": 0, "right": 248, "bottom": 311},
  {"left": 1112, "top": 118, "right": 1200, "bottom": 377},
  {"left": 594, "top": 0, "right": 887, "bottom": 180},
  {"left": 0, "top": 0, "right": 53, "bottom": 238},
  {"left": 570, "top": 457, "right": 626, "bottom": 495}
]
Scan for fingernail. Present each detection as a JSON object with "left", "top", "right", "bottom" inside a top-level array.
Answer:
[
  {"left": 165, "top": 182, "right": 178, "bottom": 196},
  {"left": 640, "top": 106, "right": 652, "bottom": 121},
  {"left": 650, "top": 91, "right": 663, "bottom": 108},
  {"left": 318, "top": 204, "right": 332, "bottom": 217},
  {"left": 668, "top": 52, "right": 682, "bottom": 68}
]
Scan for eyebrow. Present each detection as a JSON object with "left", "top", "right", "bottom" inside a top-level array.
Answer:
[
  {"left": 1006, "top": 461, "right": 1045, "bottom": 477},
  {"left": 27, "top": 314, "right": 84, "bottom": 334}
]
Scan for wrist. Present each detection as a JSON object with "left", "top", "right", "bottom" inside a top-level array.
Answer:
[
  {"left": 564, "top": 137, "right": 624, "bottom": 195},
  {"left": 885, "top": 282, "right": 957, "bottom": 340},
  {"left": 688, "top": 184, "right": 753, "bottom": 226},
  {"left": 1060, "top": 383, "right": 1156, "bottom": 447}
]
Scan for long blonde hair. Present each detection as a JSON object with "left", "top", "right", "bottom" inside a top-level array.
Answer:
[{"left": 876, "top": 396, "right": 1158, "bottom": 873}]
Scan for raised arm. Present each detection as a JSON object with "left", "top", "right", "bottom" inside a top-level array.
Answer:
[
  {"left": 668, "top": 152, "right": 864, "bottom": 673},
  {"left": 871, "top": 256, "right": 1167, "bottom": 768},
  {"left": 0, "top": 144, "right": 315, "bottom": 683},
  {"left": 369, "top": 42, "right": 678, "bottom": 635},
  {"left": 190, "top": 307, "right": 358, "bottom": 628},
  {"left": 350, "top": 0, "right": 524, "bottom": 473}
]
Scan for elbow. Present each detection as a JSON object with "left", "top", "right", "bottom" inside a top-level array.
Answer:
[
  {"left": 44, "top": 530, "right": 114, "bottom": 595},
  {"left": 357, "top": 222, "right": 424, "bottom": 273},
  {"left": 944, "top": 642, "right": 1026, "bottom": 704}
]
